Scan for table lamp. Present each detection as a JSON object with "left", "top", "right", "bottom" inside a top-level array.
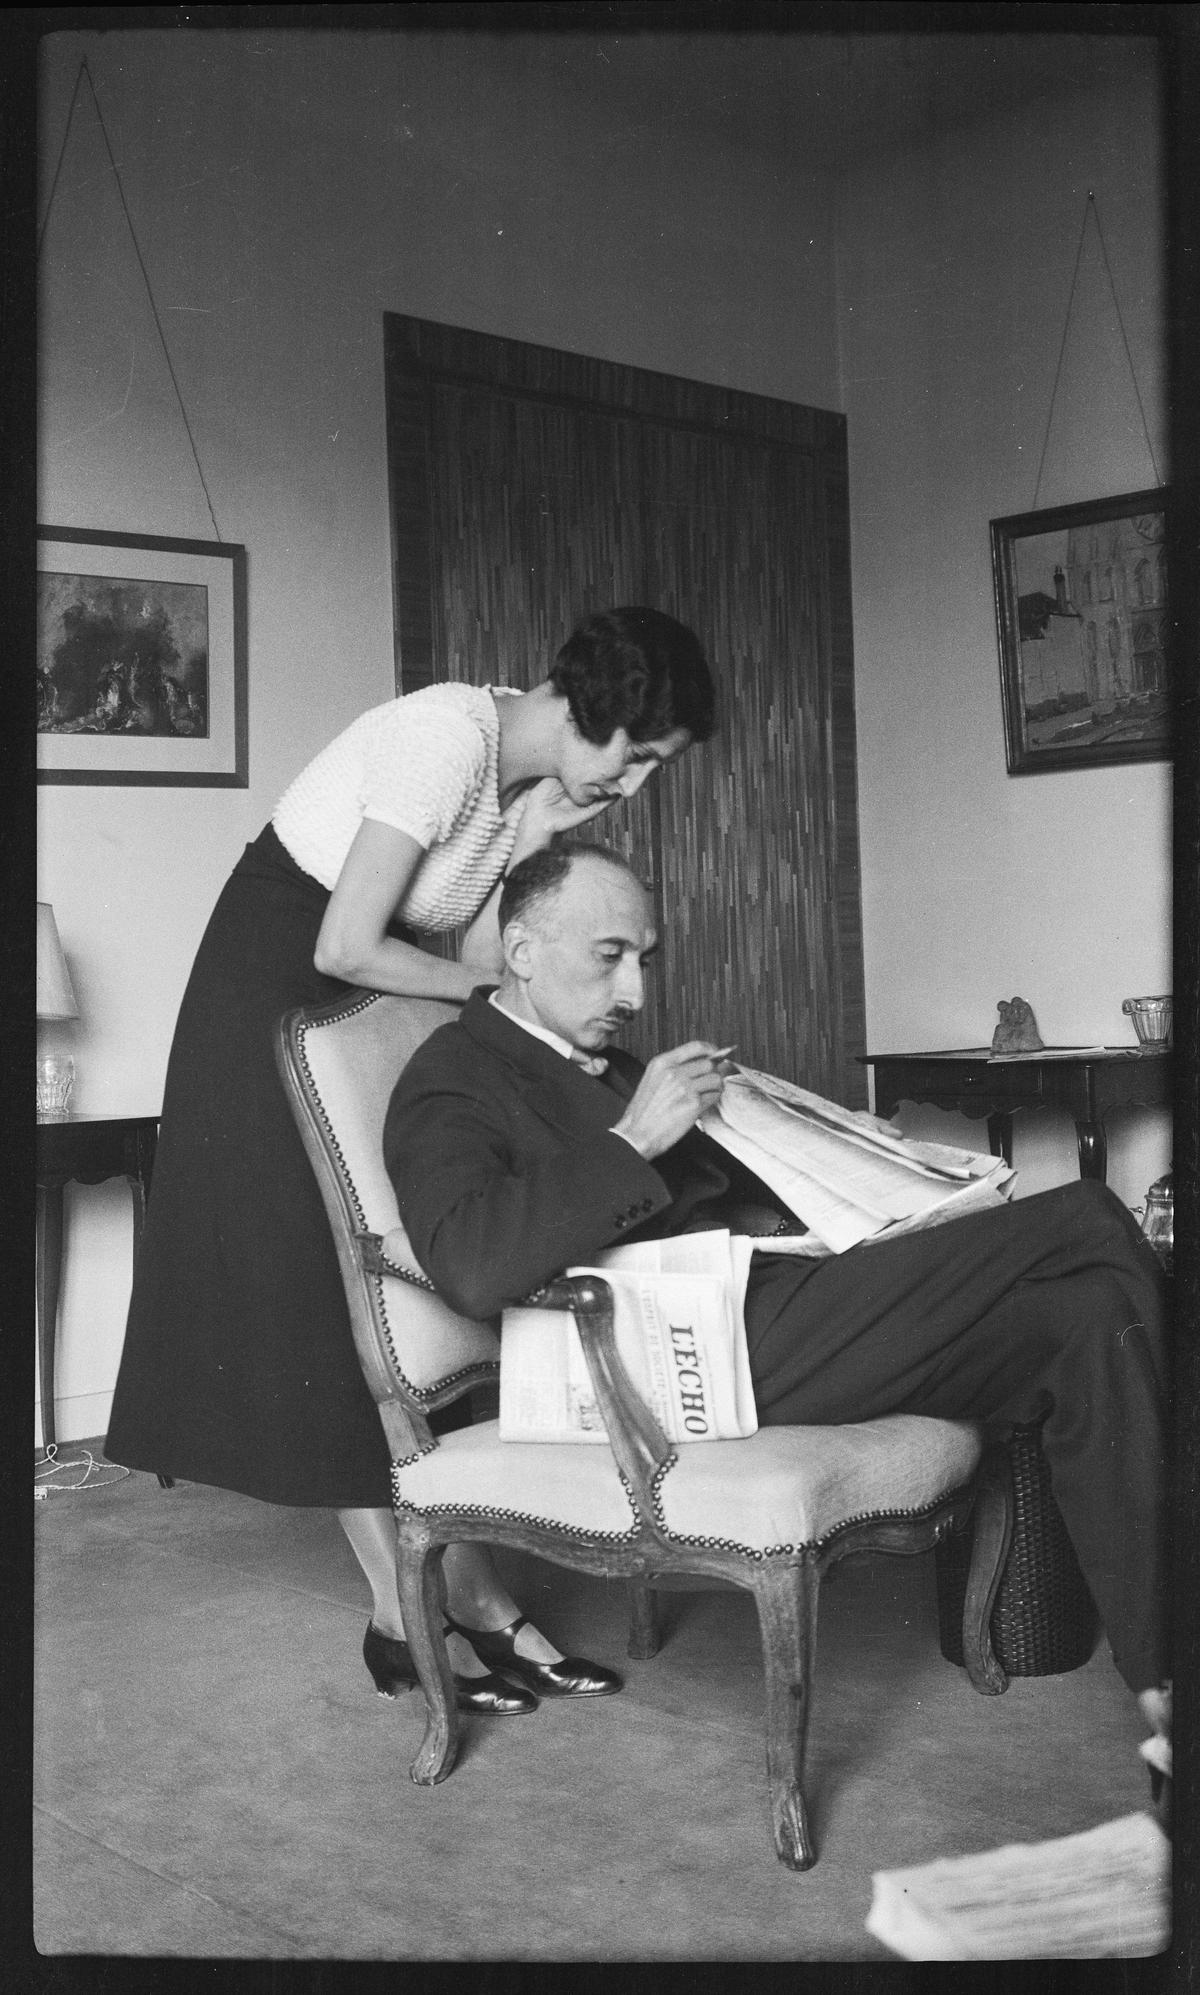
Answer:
[{"left": 37, "top": 901, "right": 79, "bottom": 1119}]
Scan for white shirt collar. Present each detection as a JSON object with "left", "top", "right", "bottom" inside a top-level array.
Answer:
[{"left": 489, "top": 990, "right": 578, "bottom": 1062}]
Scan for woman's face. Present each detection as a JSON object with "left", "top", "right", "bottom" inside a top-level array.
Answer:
[{"left": 556, "top": 721, "right": 692, "bottom": 809}]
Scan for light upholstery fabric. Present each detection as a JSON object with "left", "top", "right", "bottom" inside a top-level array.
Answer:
[
  {"left": 299, "top": 996, "right": 502, "bottom": 1392},
  {"left": 392, "top": 1415, "right": 983, "bottom": 1554},
  {"left": 392, "top": 1419, "right": 639, "bottom": 1538},
  {"left": 653, "top": 1417, "right": 983, "bottom": 1552}
]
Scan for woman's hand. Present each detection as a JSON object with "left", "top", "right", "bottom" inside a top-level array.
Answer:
[{"left": 508, "top": 776, "right": 616, "bottom": 861}]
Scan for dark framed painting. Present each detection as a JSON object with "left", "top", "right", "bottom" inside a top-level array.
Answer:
[
  {"left": 990, "top": 488, "right": 1170, "bottom": 774},
  {"left": 37, "top": 527, "right": 248, "bottom": 786}
]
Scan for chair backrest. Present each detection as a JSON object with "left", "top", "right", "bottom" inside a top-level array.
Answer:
[{"left": 276, "top": 991, "right": 502, "bottom": 1421}]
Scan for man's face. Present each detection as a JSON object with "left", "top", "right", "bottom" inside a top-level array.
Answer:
[{"left": 507, "top": 859, "right": 657, "bottom": 1051}]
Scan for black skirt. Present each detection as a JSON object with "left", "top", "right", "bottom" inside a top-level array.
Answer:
[{"left": 105, "top": 824, "right": 416, "bottom": 1506}]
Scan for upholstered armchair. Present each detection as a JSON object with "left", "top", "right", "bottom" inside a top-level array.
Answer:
[{"left": 276, "top": 990, "right": 1012, "bottom": 1871}]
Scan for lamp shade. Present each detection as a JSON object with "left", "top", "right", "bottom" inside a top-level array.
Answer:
[{"left": 37, "top": 902, "right": 79, "bottom": 1020}]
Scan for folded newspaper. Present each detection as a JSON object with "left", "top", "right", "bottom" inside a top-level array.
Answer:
[
  {"left": 499, "top": 1070, "right": 1014, "bottom": 1443},
  {"left": 500, "top": 1231, "right": 757, "bottom": 1444}
]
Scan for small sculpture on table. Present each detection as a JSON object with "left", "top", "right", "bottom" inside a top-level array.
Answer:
[{"left": 991, "top": 997, "right": 1045, "bottom": 1056}]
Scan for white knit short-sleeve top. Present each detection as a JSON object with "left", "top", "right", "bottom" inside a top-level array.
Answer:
[{"left": 272, "top": 682, "right": 527, "bottom": 933}]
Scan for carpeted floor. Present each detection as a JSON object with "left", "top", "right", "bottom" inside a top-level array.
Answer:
[{"left": 32, "top": 1454, "right": 1155, "bottom": 1961}]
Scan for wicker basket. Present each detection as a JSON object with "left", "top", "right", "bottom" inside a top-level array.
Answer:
[{"left": 937, "top": 1421, "right": 1098, "bottom": 1676}]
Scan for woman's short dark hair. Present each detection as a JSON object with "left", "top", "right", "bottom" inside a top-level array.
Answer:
[{"left": 549, "top": 607, "right": 716, "bottom": 746}]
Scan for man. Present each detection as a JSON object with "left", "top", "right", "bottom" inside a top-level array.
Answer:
[{"left": 384, "top": 842, "right": 1169, "bottom": 1743}]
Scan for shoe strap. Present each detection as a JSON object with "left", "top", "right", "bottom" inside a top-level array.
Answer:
[{"left": 449, "top": 1613, "right": 527, "bottom": 1643}]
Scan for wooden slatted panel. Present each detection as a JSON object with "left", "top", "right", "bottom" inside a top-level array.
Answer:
[
  {"left": 385, "top": 316, "right": 864, "bottom": 1101},
  {"left": 422, "top": 380, "right": 667, "bottom": 1048},
  {"left": 638, "top": 425, "right": 850, "bottom": 1094},
  {"left": 427, "top": 388, "right": 646, "bottom": 688}
]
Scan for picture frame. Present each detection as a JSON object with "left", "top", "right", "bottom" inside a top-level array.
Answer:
[
  {"left": 37, "top": 527, "right": 248, "bottom": 786},
  {"left": 990, "top": 488, "right": 1170, "bottom": 775}
]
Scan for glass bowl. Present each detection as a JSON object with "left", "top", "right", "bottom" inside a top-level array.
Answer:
[{"left": 1121, "top": 996, "right": 1172, "bottom": 1052}]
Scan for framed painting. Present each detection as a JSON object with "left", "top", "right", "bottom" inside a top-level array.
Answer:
[
  {"left": 37, "top": 527, "right": 248, "bottom": 786},
  {"left": 990, "top": 488, "right": 1170, "bottom": 774}
]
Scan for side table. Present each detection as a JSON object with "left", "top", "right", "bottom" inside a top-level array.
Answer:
[
  {"left": 35, "top": 1113, "right": 159, "bottom": 1457},
  {"left": 859, "top": 1048, "right": 1171, "bottom": 1184}
]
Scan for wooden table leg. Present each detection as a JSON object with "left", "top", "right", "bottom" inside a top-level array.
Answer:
[
  {"left": 124, "top": 1166, "right": 174, "bottom": 1490},
  {"left": 987, "top": 1111, "right": 1014, "bottom": 1168},
  {"left": 1075, "top": 1118, "right": 1108, "bottom": 1183},
  {"left": 126, "top": 1169, "right": 148, "bottom": 1262},
  {"left": 35, "top": 1181, "right": 64, "bottom": 1456}
]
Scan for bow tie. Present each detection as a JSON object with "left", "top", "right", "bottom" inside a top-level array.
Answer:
[{"left": 569, "top": 1048, "right": 610, "bottom": 1077}]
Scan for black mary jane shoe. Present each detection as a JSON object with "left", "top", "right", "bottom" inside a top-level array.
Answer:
[
  {"left": 362, "top": 1622, "right": 538, "bottom": 1717},
  {"left": 447, "top": 1614, "right": 622, "bottom": 1697}
]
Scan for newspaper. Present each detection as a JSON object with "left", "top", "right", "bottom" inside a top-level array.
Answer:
[
  {"left": 499, "top": 1066, "right": 1016, "bottom": 1440},
  {"left": 703, "top": 1065, "right": 1014, "bottom": 1254},
  {"left": 865, "top": 1811, "right": 1170, "bottom": 1959},
  {"left": 499, "top": 1231, "right": 756, "bottom": 1445}
]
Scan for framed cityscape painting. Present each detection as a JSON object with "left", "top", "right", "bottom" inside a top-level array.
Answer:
[
  {"left": 990, "top": 488, "right": 1169, "bottom": 774},
  {"left": 37, "top": 527, "right": 248, "bottom": 785}
]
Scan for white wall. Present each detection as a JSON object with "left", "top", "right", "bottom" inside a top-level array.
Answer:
[
  {"left": 37, "top": 28, "right": 841, "bottom": 1444},
  {"left": 838, "top": 57, "right": 1171, "bottom": 1208}
]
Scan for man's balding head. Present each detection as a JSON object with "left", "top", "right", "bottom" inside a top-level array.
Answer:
[
  {"left": 497, "top": 843, "right": 656, "bottom": 1052},
  {"left": 498, "top": 842, "right": 645, "bottom": 938}
]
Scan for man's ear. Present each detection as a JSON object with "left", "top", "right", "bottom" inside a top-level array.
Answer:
[{"left": 502, "top": 920, "right": 534, "bottom": 983}]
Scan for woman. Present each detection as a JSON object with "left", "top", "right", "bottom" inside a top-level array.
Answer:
[{"left": 105, "top": 607, "right": 716, "bottom": 1714}]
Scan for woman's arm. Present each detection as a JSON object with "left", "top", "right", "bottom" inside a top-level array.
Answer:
[
  {"left": 459, "top": 877, "right": 506, "bottom": 977},
  {"left": 313, "top": 819, "right": 477, "bottom": 999}
]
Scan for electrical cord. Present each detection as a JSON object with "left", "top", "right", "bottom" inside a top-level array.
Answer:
[{"left": 34, "top": 1443, "right": 130, "bottom": 1498}]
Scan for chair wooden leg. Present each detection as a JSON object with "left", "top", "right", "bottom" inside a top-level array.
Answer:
[
  {"left": 961, "top": 1440, "right": 1013, "bottom": 1698},
  {"left": 753, "top": 1561, "right": 819, "bottom": 1871},
  {"left": 394, "top": 1526, "right": 460, "bottom": 1786},
  {"left": 627, "top": 1582, "right": 661, "bottom": 1660}
]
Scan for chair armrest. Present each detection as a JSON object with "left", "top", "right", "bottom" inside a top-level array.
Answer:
[
  {"left": 537, "top": 1275, "right": 672, "bottom": 1513},
  {"left": 356, "top": 1238, "right": 673, "bottom": 1510}
]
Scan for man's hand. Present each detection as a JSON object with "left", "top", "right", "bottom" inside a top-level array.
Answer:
[{"left": 612, "top": 1042, "right": 734, "bottom": 1161}]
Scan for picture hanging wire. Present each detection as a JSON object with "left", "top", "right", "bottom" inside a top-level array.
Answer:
[
  {"left": 1032, "top": 191, "right": 1162, "bottom": 511},
  {"left": 38, "top": 56, "right": 224, "bottom": 545}
]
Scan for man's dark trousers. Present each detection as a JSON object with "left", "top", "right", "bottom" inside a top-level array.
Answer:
[{"left": 743, "top": 1179, "right": 1167, "bottom": 1693}]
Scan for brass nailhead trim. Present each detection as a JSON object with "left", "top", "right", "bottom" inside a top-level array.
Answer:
[
  {"left": 647, "top": 1453, "right": 973, "bottom": 1559},
  {"left": 298, "top": 999, "right": 494, "bottom": 1405},
  {"left": 389, "top": 1461, "right": 642, "bottom": 1541},
  {"left": 390, "top": 1446, "right": 972, "bottom": 1561}
]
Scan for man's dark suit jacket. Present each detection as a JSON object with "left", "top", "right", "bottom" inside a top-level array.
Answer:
[{"left": 383, "top": 988, "right": 781, "bottom": 1323}]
